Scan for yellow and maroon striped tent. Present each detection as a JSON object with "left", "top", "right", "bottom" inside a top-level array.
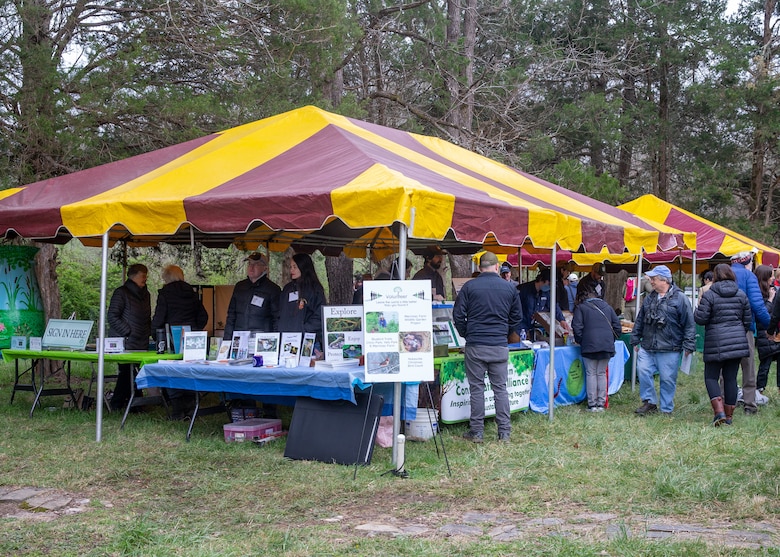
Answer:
[
  {"left": 0, "top": 106, "right": 691, "bottom": 258},
  {"left": 619, "top": 195, "right": 780, "bottom": 268}
]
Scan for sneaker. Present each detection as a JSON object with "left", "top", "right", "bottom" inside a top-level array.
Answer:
[
  {"left": 737, "top": 388, "right": 744, "bottom": 404},
  {"left": 498, "top": 432, "right": 510, "bottom": 443},
  {"left": 755, "top": 390, "right": 769, "bottom": 405},
  {"left": 588, "top": 406, "right": 605, "bottom": 413},
  {"left": 462, "top": 430, "right": 484, "bottom": 443},
  {"left": 635, "top": 401, "right": 658, "bottom": 415},
  {"left": 744, "top": 407, "right": 758, "bottom": 415}
]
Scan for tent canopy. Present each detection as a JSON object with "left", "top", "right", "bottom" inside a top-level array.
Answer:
[
  {"left": 0, "top": 106, "right": 691, "bottom": 259},
  {"left": 618, "top": 194, "right": 780, "bottom": 268}
]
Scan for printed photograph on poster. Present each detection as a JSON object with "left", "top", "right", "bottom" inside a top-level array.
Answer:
[
  {"left": 366, "top": 311, "right": 398, "bottom": 333},
  {"left": 366, "top": 352, "right": 400, "bottom": 374},
  {"left": 362, "top": 279, "right": 433, "bottom": 383},
  {"left": 399, "top": 331, "right": 430, "bottom": 353}
]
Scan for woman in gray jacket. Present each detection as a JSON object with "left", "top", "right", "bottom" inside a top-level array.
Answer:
[{"left": 694, "top": 264, "right": 752, "bottom": 426}]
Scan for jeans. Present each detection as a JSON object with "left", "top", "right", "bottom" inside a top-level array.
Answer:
[
  {"left": 582, "top": 356, "right": 609, "bottom": 408},
  {"left": 464, "top": 344, "right": 511, "bottom": 435},
  {"left": 637, "top": 347, "right": 681, "bottom": 413}
]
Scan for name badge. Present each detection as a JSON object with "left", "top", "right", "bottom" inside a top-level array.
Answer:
[
  {"left": 289, "top": 291, "right": 299, "bottom": 302},
  {"left": 251, "top": 295, "right": 265, "bottom": 308}
]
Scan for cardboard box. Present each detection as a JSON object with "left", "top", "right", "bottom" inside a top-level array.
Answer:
[{"left": 223, "top": 418, "right": 282, "bottom": 443}]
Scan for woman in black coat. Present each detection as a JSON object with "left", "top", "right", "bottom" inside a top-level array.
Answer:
[
  {"left": 571, "top": 282, "right": 621, "bottom": 412},
  {"left": 694, "top": 263, "right": 752, "bottom": 426}
]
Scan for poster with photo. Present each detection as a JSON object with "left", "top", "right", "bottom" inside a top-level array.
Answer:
[
  {"left": 363, "top": 279, "right": 433, "bottom": 383},
  {"left": 322, "top": 305, "right": 364, "bottom": 362}
]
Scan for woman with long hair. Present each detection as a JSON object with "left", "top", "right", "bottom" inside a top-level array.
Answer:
[
  {"left": 694, "top": 264, "right": 752, "bottom": 425},
  {"left": 278, "top": 253, "right": 327, "bottom": 350},
  {"left": 754, "top": 265, "right": 779, "bottom": 400}
]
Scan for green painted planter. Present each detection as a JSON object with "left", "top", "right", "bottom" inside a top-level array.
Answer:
[{"left": 0, "top": 246, "right": 45, "bottom": 349}]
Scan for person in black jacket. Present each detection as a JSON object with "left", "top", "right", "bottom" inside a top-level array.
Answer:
[
  {"left": 151, "top": 264, "right": 209, "bottom": 418},
  {"left": 107, "top": 263, "right": 151, "bottom": 410},
  {"left": 694, "top": 264, "right": 752, "bottom": 426},
  {"left": 453, "top": 251, "right": 523, "bottom": 443},
  {"left": 278, "top": 253, "right": 327, "bottom": 349},
  {"left": 223, "top": 253, "right": 281, "bottom": 339},
  {"left": 571, "top": 283, "right": 621, "bottom": 412}
]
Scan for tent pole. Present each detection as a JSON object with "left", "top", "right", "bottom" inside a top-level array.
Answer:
[
  {"left": 549, "top": 246, "right": 557, "bottom": 422},
  {"left": 391, "top": 224, "right": 408, "bottom": 466},
  {"left": 96, "top": 232, "right": 109, "bottom": 442},
  {"left": 632, "top": 253, "right": 643, "bottom": 392}
]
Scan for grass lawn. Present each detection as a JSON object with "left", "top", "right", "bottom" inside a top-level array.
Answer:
[{"left": 0, "top": 355, "right": 779, "bottom": 556}]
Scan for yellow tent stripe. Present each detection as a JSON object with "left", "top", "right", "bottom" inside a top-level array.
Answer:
[{"left": 61, "top": 109, "right": 329, "bottom": 236}]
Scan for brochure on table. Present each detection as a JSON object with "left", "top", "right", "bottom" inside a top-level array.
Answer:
[
  {"left": 182, "top": 331, "right": 208, "bottom": 361},
  {"left": 254, "top": 332, "right": 280, "bottom": 366},
  {"left": 230, "top": 330, "right": 250, "bottom": 360},
  {"left": 298, "top": 332, "right": 317, "bottom": 367},
  {"left": 322, "top": 305, "right": 363, "bottom": 362},
  {"left": 280, "top": 332, "right": 302, "bottom": 366},
  {"left": 363, "top": 279, "right": 434, "bottom": 383}
]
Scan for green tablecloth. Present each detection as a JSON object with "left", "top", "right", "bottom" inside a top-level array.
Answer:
[
  {"left": 1, "top": 349, "right": 182, "bottom": 367},
  {"left": 620, "top": 333, "right": 633, "bottom": 381}
]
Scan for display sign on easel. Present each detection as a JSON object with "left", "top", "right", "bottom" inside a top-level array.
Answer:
[{"left": 363, "top": 280, "right": 433, "bottom": 383}]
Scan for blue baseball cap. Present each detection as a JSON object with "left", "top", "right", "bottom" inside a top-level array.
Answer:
[{"left": 646, "top": 265, "right": 672, "bottom": 280}]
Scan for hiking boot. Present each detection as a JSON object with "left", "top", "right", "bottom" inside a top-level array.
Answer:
[
  {"left": 498, "top": 432, "right": 510, "bottom": 444},
  {"left": 711, "top": 397, "right": 727, "bottom": 427},
  {"left": 744, "top": 407, "right": 757, "bottom": 415},
  {"left": 462, "top": 430, "right": 483, "bottom": 443},
  {"left": 635, "top": 401, "right": 658, "bottom": 415},
  {"left": 724, "top": 404, "right": 735, "bottom": 425}
]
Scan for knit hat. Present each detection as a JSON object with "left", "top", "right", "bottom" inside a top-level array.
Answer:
[{"left": 730, "top": 251, "right": 753, "bottom": 265}]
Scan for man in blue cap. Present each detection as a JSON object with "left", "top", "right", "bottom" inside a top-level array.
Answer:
[{"left": 630, "top": 265, "right": 696, "bottom": 416}]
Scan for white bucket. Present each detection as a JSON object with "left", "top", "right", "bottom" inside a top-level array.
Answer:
[{"left": 404, "top": 408, "right": 439, "bottom": 441}]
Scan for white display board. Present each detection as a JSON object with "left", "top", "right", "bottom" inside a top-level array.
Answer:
[{"left": 363, "top": 279, "right": 434, "bottom": 383}]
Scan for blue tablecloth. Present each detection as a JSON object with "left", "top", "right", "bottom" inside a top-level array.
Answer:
[
  {"left": 529, "top": 341, "right": 629, "bottom": 414},
  {"left": 136, "top": 362, "right": 418, "bottom": 419}
]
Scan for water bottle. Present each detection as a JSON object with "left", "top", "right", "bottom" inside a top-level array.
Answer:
[{"left": 155, "top": 328, "right": 167, "bottom": 354}]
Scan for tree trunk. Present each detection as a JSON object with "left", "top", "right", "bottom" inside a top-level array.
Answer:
[
  {"left": 604, "top": 269, "right": 628, "bottom": 317},
  {"left": 324, "top": 253, "right": 352, "bottom": 305}
]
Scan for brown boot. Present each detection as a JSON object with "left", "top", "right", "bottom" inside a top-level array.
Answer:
[
  {"left": 724, "top": 404, "right": 735, "bottom": 425},
  {"left": 710, "top": 397, "right": 727, "bottom": 426}
]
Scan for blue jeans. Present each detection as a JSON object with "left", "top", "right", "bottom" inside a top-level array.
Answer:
[{"left": 637, "top": 347, "right": 681, "bottom": 413}]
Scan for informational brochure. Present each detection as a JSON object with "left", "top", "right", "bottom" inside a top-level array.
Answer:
[
  {"left": 230, "top": 330, "right": 251, "bottom": 360},
  {"left": 216, "top": 340, "right": 232, "bottom": 361},
  {"left": 322, "top": 305, "right": 363, "bottom": 362},
  {"left": 363, "top": 279, "right": 433, "bottom": 383},
  {"left": 298, "top": 332, "right": 317, "bottom": 367},
  {"left": 280, "top": 332, "right": 303, "bottom": 367},
  {"left": 254, "top": 332, "right": 280, "bottom": 366},
  {"left": 182, "top": 331, "right": 208, "bottom": 361}
]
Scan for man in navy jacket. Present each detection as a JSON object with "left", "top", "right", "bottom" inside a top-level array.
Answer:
[{"left": 453, "top": 251, "right": 523, "bottom": 443}]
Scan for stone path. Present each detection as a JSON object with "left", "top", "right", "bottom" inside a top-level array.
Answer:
[
  {"left": 2, "top": 486, "right": 777, "bottom": 549},
  {"left": 0, "top": 486, "right": 104, "bottom": 522},
  {"left": 352, "top": 510, "right": 777, "bottom": 549}
]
